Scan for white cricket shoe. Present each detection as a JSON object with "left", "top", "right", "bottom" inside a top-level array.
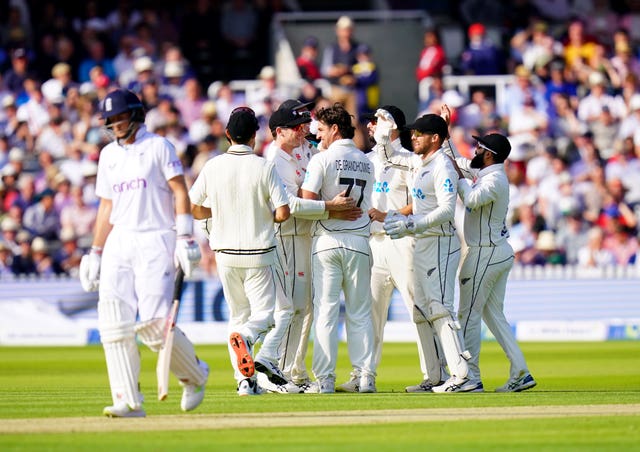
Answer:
[
  {"left": 257, "top": 372, "right": 303, "bottom": 393},
  {"left": 432, "top": 376, "right": 483, "bottom": 393},
  {"left": 255, "top": 358, "right": 288, "bottom": 386},
  {"left": 336, "top": 371, "right": 360, "bottom": 393},
  {"left": 303, "top": 377, "right": 335, "bottom": 394},
  {"left": 237, "top": 378, "right": 264, "bottom": 396},
  {"left": 405, "top": 379, "right": 443, "bottom": 393},
  {"left": 359, "top": 374, "right": 376, "bottom": 393},
  {"left": 180, "top": 360, "right": 209, "bottom": 411},
  {"left": 496, "top": 373, "right": 536, "bottom": 392},
  {"left": 103, "top": 402, "right": 146, "bottom": 418}
]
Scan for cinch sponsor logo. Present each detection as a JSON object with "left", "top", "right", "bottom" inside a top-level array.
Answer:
[
  {"left": 167, "top": 159, "right": 182, "bottom": 168},
  {"left": 374, "top": 181, "right": 389, "bottom": 193},
  {"left": 113, "top": 178, "right": 148, "bottom": 192}
]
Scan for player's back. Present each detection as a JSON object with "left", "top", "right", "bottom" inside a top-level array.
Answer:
[{"left": 303, "top": 139, "right": 373, "bottom": 237}]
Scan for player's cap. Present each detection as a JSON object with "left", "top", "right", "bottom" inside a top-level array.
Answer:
[
  {"left": 226, "top": 106, "right": 260, "bottom": 142},
  {"left": 279, "top": 99, "right": 315, "bottom": 112},
  {"left": 472, "top": 133, "right": 511, "bottom": 161},
  {"left": 269, "top": 101, "right": 312, "bottom": 131},
  {"left": 405, "top": 114, "right": 448, "bottom": 137}
]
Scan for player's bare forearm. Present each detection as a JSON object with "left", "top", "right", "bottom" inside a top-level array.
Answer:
[
  {"left": 191, "top": 204, "right": 211, "bottom": 220},
  {"left": 168, "top": 175, "right": 191, "bottom": 215},
  {"left": 330, "top": 206, "right": 362, "bottom": 220},
  {"left": 398, "top": 204, "right": 413, "bottom": 216},
  {"left": 274, "top": 204, "right": 290, "bottom": 223},
  {"left": 301, "top": 189, "right": 319, "bottom": 200},
  {"left": 92, "top": 198, "right": 113, "bottom": 248}
]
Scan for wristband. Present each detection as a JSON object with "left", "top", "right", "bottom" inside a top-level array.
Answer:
[
  {"left": 91, "top": 245, "right": 103, "bottom": 255},
  {"left": 176, "top": 213, "right": 194, "bottom": 237}
]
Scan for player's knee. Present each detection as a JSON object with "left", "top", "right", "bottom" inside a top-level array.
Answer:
[{"left": 134, "top": 318, "right": 165, "bottom": 352}]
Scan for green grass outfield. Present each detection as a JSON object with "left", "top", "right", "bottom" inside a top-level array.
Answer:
[{"left": 1, "top": 341, "right": 639, "bottom": 451}]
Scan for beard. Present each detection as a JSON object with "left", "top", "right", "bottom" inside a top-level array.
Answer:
[{"left": 470, "top": 153, "right": 484, "bottom": 169}]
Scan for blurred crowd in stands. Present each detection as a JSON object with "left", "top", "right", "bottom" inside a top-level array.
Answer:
[{"left": 1, "top": 0, "right": 640, "bottom": 278}]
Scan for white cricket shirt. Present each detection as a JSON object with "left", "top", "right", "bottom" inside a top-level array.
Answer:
[
  {"left": 95, "top": 125, "right": 183, "bottom": 231},
  {"left": 302, "top": 138, "right": 374, "bottom": 237},
  {"left": 189, "top": 144, "right": 289, "bottom": 267},
  {"left": 456, "top": 161, "right": 510, "bottom": 247},
  {"left": 368, "top": 138, "right": 413, "bottom": 235}
]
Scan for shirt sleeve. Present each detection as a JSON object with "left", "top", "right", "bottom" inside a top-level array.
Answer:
[
  {"left": 160, "top": 138, "right": 184, "bottom": 181},
  {"left": 419, "top": 159, "right": 458, "bottom": 228},
  {"left": 301, "top": 153, "right": 324, "bottom": 194},
  {"left": 266, "top": 162, "right": 289, "bottom": 209},
  {"left": 188, "top": 165, "right": 208, "bottom": 206},
  {"left": 458, "top": 173, "right": 499, "bottom": 209}
]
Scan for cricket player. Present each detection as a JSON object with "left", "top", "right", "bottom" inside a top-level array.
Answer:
[
  {"left": 301, "top": 103, "right": 376, "bottom": 393},
  {"left": 450, "top": 133, "right": 537, "bottom": 392},
  {"left": 259, "top": 100, "right": 361, "bottom": 393},
  {"left": 79, "top": 89, "right": 208, "bottom": 417},
  {"left": 377, "top": 111, "right": 478, "bottom": 393},
  {"left": 189, "top": 106, "right": 290, "bottom": 396},
  {"left": 336, "top": 105, "right": 437, "bottom": 393}
]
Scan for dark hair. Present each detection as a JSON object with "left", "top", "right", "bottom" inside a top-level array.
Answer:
[{"left": 315, "top": 103, "right": 355, "bottom": 139}]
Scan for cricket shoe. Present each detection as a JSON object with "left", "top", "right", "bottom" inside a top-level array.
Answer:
[
  {"left": 294, "top": 379, "right": 313, "bottom": 393},
  {"left": 255, "top": 358, "right": 288, "bottom": 386},
  {"left": 405, "top": 379, "right": 444, "bottom": 393},
  {"left": 180, "top": 359, "right": 209, "bottom": 411},
  {"left": 303, "top": 377, "right": 335, "bottom": 394},
  {"left": 359, "top": 374, "right": 376, "bottom": 393},
  {"left": 257, "top": 373, "right": 304, "bottom": 394},
  {"left": 229, "top": 332, "right": 254, "bottom": 378},
  {"left": 432, "top": 376, "right": 484, "bottom": 393},
  {"left": 103, "top": 402, "right": 146, "bottom": 418},
  {"left": 336, "top": 372, "right": 360, "bottom": 393},
  {"left": 237, "top": 378, "right": 264, "bottom": 396},
  {"left": 496, "top": 373, "right": 536, "bottom": 393}
]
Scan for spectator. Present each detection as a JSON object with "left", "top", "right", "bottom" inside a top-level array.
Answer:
[
  {"left": 577, "top": 226, "right": 616, "bottom": 268},
  {"left": 10, "top": 230, "right": 36, "bottom": 275},
  {"left": 563, "top": 18, "right": 599, "bottom": 73},
  {"left": 0, "top": 217, "right": 21, "bottom": 255},
  {"left": 353, "top": 44, "right": 379, "bottom": 122},
  {"left": 602, "top": 219, "right": 638, "bottom": 265},
  {"left": 415, "top": 28, "right": 446, "bottom": 83},
  {"left": 556, "top": 209, "right": 590, "bottom": 265},
  {"left": 220, "top": 0, "right": 259, "bottom": 80},
  {"left": 22, "top": 188, "right": 60, "bottom": 241},
  {"left": 460, "top": 22, "right": 504, "bottom": 75},
  {"left": 321, "top": 15, "right": 359, "bottom": 120},
  {"left": 175, "top": 78, "right": 206, "bottom": 129},
  {"left": 296, "top": 36, "right": 321, "bottom": 82},
  {"left": 54, "top": 227, "right": 83, "bottom": 275},
  {"left": 0, "top": 240, "right": 13, "bottom": 276},
  {"left": 4, "top": 48, "right": 32, "bottom": 97},
  {"left": 77, "top": 39, "right": 116, "bottom": 84},
  {"left": 577, "top": 71, "right": 626, "bottom": 124},
  {"left": 31, "top": 236, "right": 64, "bottom": 276},
  {"left": 60, "top": 184, "right": 97, "bottom": 246}
]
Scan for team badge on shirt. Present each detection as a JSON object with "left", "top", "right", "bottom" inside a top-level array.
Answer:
[
  {"left": 442, "top": 178, "right": 454, "bottom": 193},
  {"left": 412, "top": 187, "right": 425, "bottom": 199},
  {"left": 374, "top": 181, "right": 389, "bottom": 193}
]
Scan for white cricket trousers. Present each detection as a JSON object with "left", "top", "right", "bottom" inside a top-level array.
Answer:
[
  {"left": 413, "top": 234, "right": 461, "bottom": 316},
  {"left": 457, "top": 242, "right": 528, "bottom": 382},
  {"left": 275, "top": 234, "right": 313, "bottom": 383},
  {"left": 311, "top": 233, "right": 375, "bottom": 381},
  {"left": 217, "top": 263, "right": 277, "bottom": 382},
  {"left": 369, "top": 233, "right": 416, "bottom": 369}
]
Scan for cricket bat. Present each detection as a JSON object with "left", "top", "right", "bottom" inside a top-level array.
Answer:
[{"left": 157, "top": 266, "right": 185, "bottom": 401}]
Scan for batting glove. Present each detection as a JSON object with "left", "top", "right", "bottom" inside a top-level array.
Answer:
[
  {"left": 79, "top": 247, "right": 101, "bottom": 292},
  {"left": 175, "top": 236, "right": 201, "bottom": 278},
  {"left": 373, "top": 108, "right": 397, "bottom": 145}
]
